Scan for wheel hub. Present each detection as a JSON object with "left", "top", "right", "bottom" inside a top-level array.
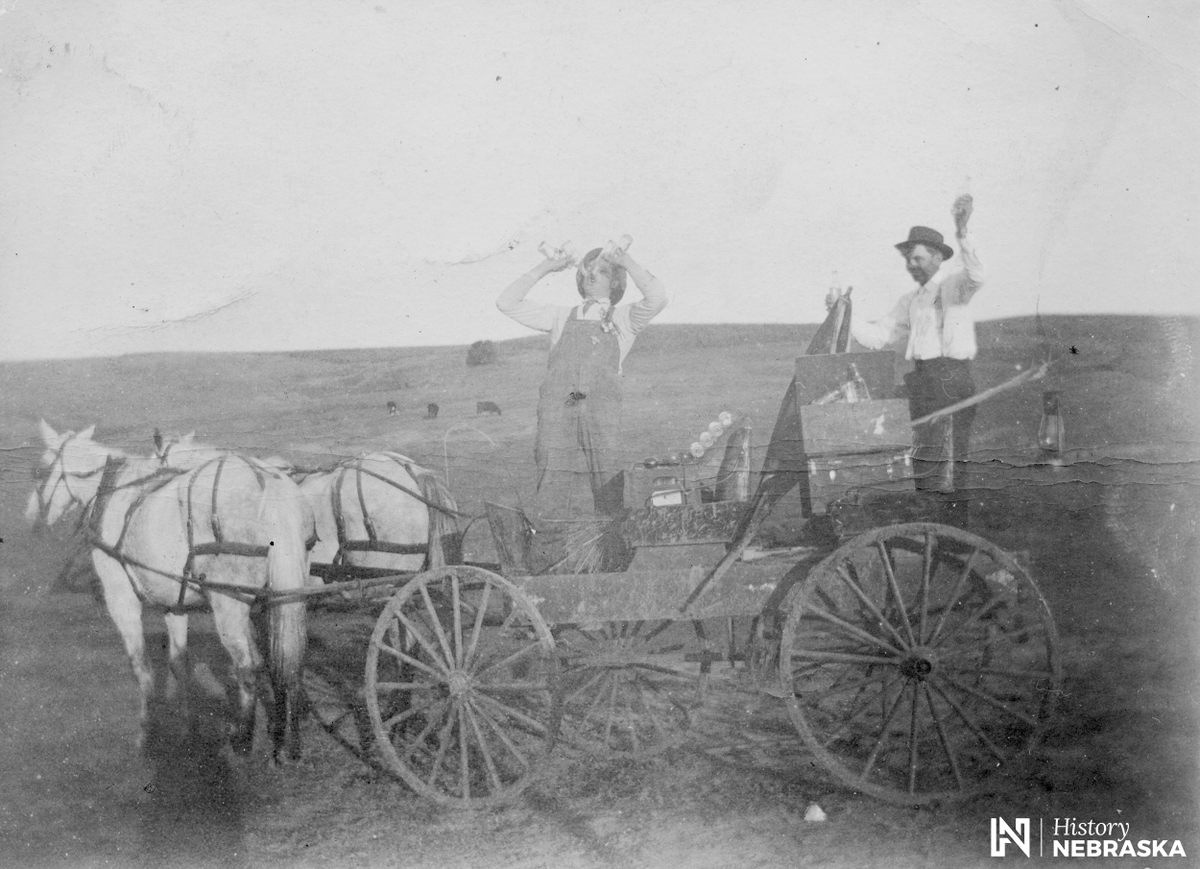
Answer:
[
  {"left": 447, "top": 670, "right": 471, "bottom": 697},
  {"left": 899, "top": 651, "right": 935, "bottom": 681}
]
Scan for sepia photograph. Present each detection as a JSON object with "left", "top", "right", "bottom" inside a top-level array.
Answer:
[{"left": 2, "top": 1, "right": 1197, "bottom": 867}]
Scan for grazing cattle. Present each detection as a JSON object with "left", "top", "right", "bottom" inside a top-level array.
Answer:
[
  {"left": 387, "top": 401, "right": 398, "bottom": 416},
  {"left": 426, "top": 403, "right": 439, "bottom": 420},
  {"left": 476, "top": 401, "right": 502, "bottom": 416}
]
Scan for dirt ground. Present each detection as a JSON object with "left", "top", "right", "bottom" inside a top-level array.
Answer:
[{"left": 2, "top": 318, "right": 1198, "bottom": 868}]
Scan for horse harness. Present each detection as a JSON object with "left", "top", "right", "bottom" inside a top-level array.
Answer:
[
  {"left": 85, "top": 454, "right": 311, "bottom": 609},
  {"left": 329, "top": 454, "right": 439, "bottom": 566}
]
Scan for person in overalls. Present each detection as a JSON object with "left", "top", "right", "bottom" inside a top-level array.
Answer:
[
  {"left": 496, "top": 244, "right": 667, "bottom": 528},
  {"left": 835, "top": 195, "right": 983, "bottom": 527}
]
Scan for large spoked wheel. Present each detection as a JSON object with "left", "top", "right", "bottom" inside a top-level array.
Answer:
[
  {"left": 555, "top": 621, "right": 694, "bottom": 757},
  {"left": 779, "top": 523, "right": 1062, "bottom": 805},
  {"left": 364, "top": 566, "right": 558, "bottom": 807}
]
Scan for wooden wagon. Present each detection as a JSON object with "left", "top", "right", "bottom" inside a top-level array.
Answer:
[{"left": 325, "top": 346, "right": 1062, "bottom": 808}]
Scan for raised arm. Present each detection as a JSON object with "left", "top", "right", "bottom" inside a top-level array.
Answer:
[
  {"left": 613, "top": 251, "right": 667, "bottom": 334},
  {"left": 946, "top": 194, "right": 984, "bottom": 305},
  {"left": 496, "top": 253, "right": 574, "bottom": 332}
]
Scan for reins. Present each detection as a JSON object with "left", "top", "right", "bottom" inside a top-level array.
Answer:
[{"left": 83, "top": 454, "right": 305, "bottom": 608}]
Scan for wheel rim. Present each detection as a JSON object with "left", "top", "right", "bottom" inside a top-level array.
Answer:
[
  {"left": 365, "top": 566, "right": 558, "bottom": 806},
  {"left": 779, "top": 523, "right": 1062, "bottom": 805},
  {"left": 555, "top": 621, "right": 693, "bottom": 757}
]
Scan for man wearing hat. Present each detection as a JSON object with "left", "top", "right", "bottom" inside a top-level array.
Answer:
[
  {"left": 839, "top": 195, "right": 982, "bottom": 524},
  {"left": 497, "top": 244, "right": 667, "bottom": 527}
]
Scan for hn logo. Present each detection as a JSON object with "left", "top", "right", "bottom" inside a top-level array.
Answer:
[{"left": 991, "top": 818, "right": 1031, "bottom": 857}]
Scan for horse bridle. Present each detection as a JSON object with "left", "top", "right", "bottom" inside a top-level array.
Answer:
[{"left": 36, "top": 432, "right": 106, "bottom": 524}]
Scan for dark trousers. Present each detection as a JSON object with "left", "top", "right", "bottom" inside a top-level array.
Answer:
[{"left": 907, "top": 358, "right": 976, "bottom": 525}]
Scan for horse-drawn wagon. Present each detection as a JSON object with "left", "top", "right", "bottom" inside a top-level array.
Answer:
[{"left": 30, "top": 340, "right": 1062, "bottom": 812}]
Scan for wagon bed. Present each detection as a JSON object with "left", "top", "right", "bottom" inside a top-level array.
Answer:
[{"left": 336, "top": 345, "right": 1063, "bottom": 808}]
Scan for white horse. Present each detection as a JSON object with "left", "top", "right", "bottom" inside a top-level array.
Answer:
[
  {"left": 30, "top": 420, "right": 315, "bottom": 761},
  {"left": 153, "top": 434, "right": 464, "bottom": 579},
  {"left": 296, "top": 451, "right": 464, "bottom": 577}
]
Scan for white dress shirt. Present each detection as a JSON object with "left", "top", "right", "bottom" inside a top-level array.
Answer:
[{"left": 850, "top": 234, "right": 985, "bottom": 360}]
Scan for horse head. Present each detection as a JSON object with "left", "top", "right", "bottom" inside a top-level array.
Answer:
[
  {"left": 153, "top": 430, "right": 223, "bottom": 469},
  {"left": 28, "top": 420, "right": 110, "bottom": 529}
]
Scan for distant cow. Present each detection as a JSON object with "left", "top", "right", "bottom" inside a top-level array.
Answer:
[
  {"left": 387, "top": 401, "right": 398, "bottom": 416},
  {"left": 476, "top": 401, "right": 502, "bottom": 416},
  {"left": 426, "top": 403, "right": 439, "bottom": 420}
]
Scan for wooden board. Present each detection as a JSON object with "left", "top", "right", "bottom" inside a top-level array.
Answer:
[{"left": 798, "top": 399, "right": 913, "bottom": 456}]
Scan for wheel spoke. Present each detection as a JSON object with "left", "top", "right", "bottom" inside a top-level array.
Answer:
[
  {"left": 804, "top": 671, "right": 890, "bottom": 703},
  {"left": 391, "top": 610, "right": 451, "bottom": 675},
  {"left": 820, "top": 673, "right": 900, "bottom": 748},
  {"left": 936, "top": 674, "right": 1041, "bottom": 727},
  {"left": 579, "top": 671, "right": 613, "bottom": 728},
  {"left": 927, "top": 547, "right": 980, "bottom": 647},
  {"left": 476, "top": 680, "right": 552, "bottom": 693},
  {"left": 631, "top": 678, "right": 664, "bottom": 746},
  {"left": 377, "top": 635, "right": 448, "bottom": 682},
  {"left": 375, "top": 680, "right": 441, "bottom": 692},
  {"left": 922, "top": 682, "right": 965, "bottom": 791},
  {"left": 458, "top": 704, "right": 470, "bottom": 800},
  {"left": 383, "top": 695, "right": 446, "bottom": 732},
  {"left": 419, "top": 582, "right": 457, "bottom": 667},
  {"left": 907, "top": 680, "right": 921, "bottom": 794},
  {"left": 855, "top": 678, "right": 909, "bottom": 783},
  {"left": 932, "top": 592, "right": 1016, "bottom": 650},
  {"left": 875, "top": 541, "right": 917, "bottom": 647},
  {"left": 424, "top": 714, "right": 455, "bottom": 789},
  {"left": 473, "top": 638, "right": 546, "bottom": 681},
  {"left": 839, "top": 563, "right": 911, "bottom": 651},
  {"left": 471, "top": 699, "right": 532, "bottom": 771},
  {"left": 918, "top": 531, "right": 934, "bottom": 645},
  {"left": 451, "top": 572, "right": 464, "bottom": 668},
  {"left": 464, "top": 580, "right": 492, "bottom": 670},
  {"left": 926, "top": 678, "right": 1009, "bottom": 763},
  {"left": 463, "top": 704, "right": 502, "bottom": 793},
  {"left": 473, "top": 688, "right": 550, "bottom": 737},
  {"left": 939, "top": 662, "right": 1055, "bottom": 682},
  {"left": 802, "top": 603, "right": 905, "bottom": 658},
  {"left": 602, "top": 675, "right": 621, "bottom": 747},
  {"left": 789, "top": 648, "right": 900, "bottom": 667},
  {"left": 564, "top": 669, "right": 608, "bottom": 705},
  {"left": 401, "top": 699, "right": 452, "bottom": 763}
]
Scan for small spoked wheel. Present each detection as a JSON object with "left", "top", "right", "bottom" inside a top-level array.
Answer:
[
  {"left": 779, "top": 523, "right": 1062, "bottom": 805},
  {"left": 555, "top": 621, "right": 694, "bottom": 757},
  {"left": 364, "top": 566, "right": 558, "bottom": 806}
]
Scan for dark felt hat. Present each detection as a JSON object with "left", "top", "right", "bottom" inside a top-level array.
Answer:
[{"left": 895, "top": 226, "right": 954, "bottom": 260}]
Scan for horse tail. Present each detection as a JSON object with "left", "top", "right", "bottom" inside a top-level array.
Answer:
[
  {"left": 266, "top": 494, "right": 309, "bottom": 760},
  {"left": 417, "top": 471, "right": 462, "bottom": 568}
]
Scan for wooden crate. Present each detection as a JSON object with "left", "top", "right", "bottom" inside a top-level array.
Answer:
[
  {"left": 806, "top": 450, "right": 915, "bottom": 514},
  {"left": 764, "top": 350, "right": 900, "bottom": 474}
]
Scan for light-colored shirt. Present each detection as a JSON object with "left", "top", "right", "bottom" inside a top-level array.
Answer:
[
  {"left": 850, "top": 234, "right": 985, "bottom": 360},
  {"left": 497, "top": 276, "right": 668, "bottom": 371}
]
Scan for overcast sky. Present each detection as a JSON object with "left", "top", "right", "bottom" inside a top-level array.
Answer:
[{"left": 1, "top": 0, "right": 1197, "bottom": 360}]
